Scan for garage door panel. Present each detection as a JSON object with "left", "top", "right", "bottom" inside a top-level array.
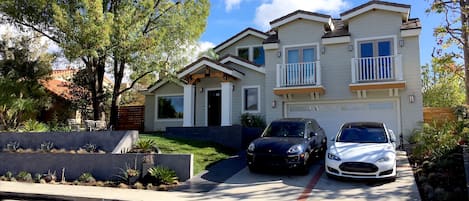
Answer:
[{"left": 286, "top": 101, "right": 399, "bottom": 141}]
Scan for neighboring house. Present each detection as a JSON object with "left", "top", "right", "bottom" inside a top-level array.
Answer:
[{"left": 143, "top": 1, "right": 423, "bottom": 141}]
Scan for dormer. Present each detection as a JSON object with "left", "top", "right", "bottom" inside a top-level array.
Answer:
[{"left": 213, "top": 28, "right": 269, "bottom": 66}]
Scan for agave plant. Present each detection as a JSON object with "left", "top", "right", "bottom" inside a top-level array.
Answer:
[
  {"left": 78, "top": 172, "right": 96, "bottom": 183},
  {"left": 40, "top": 141, "right": 54, "bottom": 152},
  {"left": 147, "top": 166, "right": 177, "bottom": 185},
  {"left": 132, "top": 139, "right": 159, "bottom": 153}
]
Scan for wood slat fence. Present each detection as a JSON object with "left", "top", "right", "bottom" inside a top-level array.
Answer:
[{"left": 117, "top": 106, "right": 144, "bottom": 131}]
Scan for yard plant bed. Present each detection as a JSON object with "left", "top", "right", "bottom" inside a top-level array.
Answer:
[
  {"left": 408, "top": 146, "right": 468, "bottom": 201},
  {"left": 140, "top": 133, "right": 237, "bottom": 174}
]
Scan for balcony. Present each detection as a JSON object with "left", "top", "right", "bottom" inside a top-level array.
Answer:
[
  {"left": 274, "top": 61, "right": 324, "bottom": 97},
  {"left": 350, "top": 55, "right": 405, "bottom": 92}
]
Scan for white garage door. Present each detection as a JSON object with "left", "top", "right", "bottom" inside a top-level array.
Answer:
[{"left": 286, "top": 100, "right": 400, "bottom": 141}]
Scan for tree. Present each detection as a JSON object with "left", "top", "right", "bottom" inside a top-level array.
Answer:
[
  {"left": 0, "top": 33, "right": 54, "bottom": 130},
  {"left": 427, "top": 0, "right": 469, "bottom": 104},
  {"left": 0, "top": 0, "right": 210, "bottom": 127},
  {"left": 422, "top": 56, "right": 465, "bottom": 107}
]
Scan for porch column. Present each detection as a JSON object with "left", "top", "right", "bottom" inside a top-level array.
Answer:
[
  {"left": 183, "top": 84, "right": 195, "bottom": 127},
  {"left": 221, "top": 82, "right": 233, "bottom": 126}
]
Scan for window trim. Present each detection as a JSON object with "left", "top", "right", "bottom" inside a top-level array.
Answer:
[
  {"left": 155, "top": 93, "right": 184, "bottom": 121},
  {"left": 241, "top": 85, "right": 261, "bottom": 113},
  {"left": 358, "top": 39, "right": 394, "bottom": 58},
  {"left": 236, "top": 45, "right": 265, "bottom": 66},
  {"left": 354, "top": 35, "right": 398, "bottom": 58},
  {"left": 282, "top": 43, "right": 320, "bottom": 65}
]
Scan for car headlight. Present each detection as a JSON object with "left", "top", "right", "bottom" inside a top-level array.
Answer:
[
  {"left": 287, "top": 144, "right": 303, "bottom": 154},
  {"left": 376, "top": 156, "right": 390, "bottom": 163},
  {"left": 247, "top": 143, "right": 255, "bottom": 152},
  {"left": 327, "top": 153, "right": 341, "bottom": 161}
]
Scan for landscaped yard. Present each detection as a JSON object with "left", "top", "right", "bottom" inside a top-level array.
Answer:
[{"left": 140, "top": 133, "right": 236, "bottom": 175}]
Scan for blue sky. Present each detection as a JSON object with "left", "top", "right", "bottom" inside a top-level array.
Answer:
[{"left": 199, "top": 0, "right": 442, "bottom": 66}]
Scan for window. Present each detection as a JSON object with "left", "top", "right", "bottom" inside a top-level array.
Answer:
[
  {"left": 237, "top": 46, "right": 265, "bottom": 66},
  {"left": 286, "top": 47, "right": 315, "bottom": 64},
  {"left": 157, "top": 95, "right": 183, "bottom": 119},
  {"left": 358, "top": 39, "right": 393, "bottom": 80},
  {"left": 242, "top": 86, "right": 260, "bottom": 113},
  {"left": 237, "top": 48, "right": 249, "bottom": 60}
]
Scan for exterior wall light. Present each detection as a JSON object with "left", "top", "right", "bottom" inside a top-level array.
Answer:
[
  {"left": 272, "top": 100, "right": 277, "bottom": 108},
  {"left": 409, "top": 95, "right": 415, "bottom": 103},
  {"left": 399, "top": 39, "right": 405, "bottom": 47},
  {"left": 347, "top": 45, "right": 353, "bottom": 52}
]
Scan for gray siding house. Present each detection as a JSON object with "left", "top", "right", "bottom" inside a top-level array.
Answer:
[{"left": 143, "top": 1, "right": 423, "bottom": 141}]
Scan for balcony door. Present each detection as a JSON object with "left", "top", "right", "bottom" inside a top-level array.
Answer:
[
  {"left": 286, "top": 47, "right": 316, "bottom": 86},
  {"left": 358, "top": 40, "right": 393, "bottom": 81}
]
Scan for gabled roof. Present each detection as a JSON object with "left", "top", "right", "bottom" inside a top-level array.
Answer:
[
  {"left": 270, "top": 10, "right": 331, "bottom": 29},
  {"left": 340, "top": 0, "right": 410, "bottom": 21},
  {"left": 145, "top": 79, "right": 184, "bottom": 94},
  {"left": 219, "top": 54, "right": 266, "bottom": 74},
  {"left": 177, "top": 57, "right": 244, "bottom": 79},
  {"left": 323, "top": 19, "right": 350, "bottom": 38},
  {"left": 213, "top": 28, "right": 269, "bottom": 53}
]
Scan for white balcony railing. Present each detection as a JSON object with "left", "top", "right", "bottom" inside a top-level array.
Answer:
[
  {"left": 276, "top": 61, "right": 321, "bottom": 88},
  {"left": 351, "top": 55, "right": 403, "bottom": 83}
]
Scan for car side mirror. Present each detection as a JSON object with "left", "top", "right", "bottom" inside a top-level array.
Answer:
[
  {"left": 388, "top": 129, "right": 396, "bottom": 142},
  {"left": 309, "top": 132, "right": 318, "bottom": 138}
]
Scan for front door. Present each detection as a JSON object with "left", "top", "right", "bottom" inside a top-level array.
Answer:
[{"left": 207, "top": 90, "right": 221, "bottom": 126}]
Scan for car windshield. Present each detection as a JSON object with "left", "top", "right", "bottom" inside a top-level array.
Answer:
[
  {"left": 262, "top": 122, "right": 305, "bottom": 138},
  {"left": 337, "top": 126, "right": 387, "bottom": 143}
]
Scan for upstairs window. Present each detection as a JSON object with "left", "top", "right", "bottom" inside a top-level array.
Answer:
[
  {"left": 286, "top": 47, "right": 315, "bottom": 64},
  {"left": 237, "top": 46, "right": 265, "bottom": 66},
  {"left": 359, "top": 39, "right": 392, "bottom": 58}
]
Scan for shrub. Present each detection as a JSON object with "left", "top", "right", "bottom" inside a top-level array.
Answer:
[
  {"left": 133, "top": 139, "right": 159, "bottom": 153},
  {"left": 410, "top": 121, "right": 460, "bottom": 160},
  {"left": 34, "top": 173, "right": 42, "bottom": 183},
  {"left": 78, "top": 172, "right": 96, "bottom": 183},
  {"left": 82, "top": 143, "right": 98, "bottom": 153},
  {"left": 5, "top": 141, "right": 20, "bottom": 152},
  {"left": 16, "top": 171, "right": 33, "bottom": 182},
  {"left": 240, "top": 113, "right": 266, "bottom": 128},
  {"left": 4, "top": 171, "right": 13, "bottom": 179},
  {"left": 19, "top": 119, "right": 49, "bottom": 132},
  {"left": 40, "top": 141, "right": 54, "bottom": 152},
  {"left": 147, "top": 166, "right": 177, "bottom": 185}
]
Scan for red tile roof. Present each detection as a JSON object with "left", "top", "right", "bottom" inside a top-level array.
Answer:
[{"left": 41, "top": 79, "right": 80, "bottom": 100}]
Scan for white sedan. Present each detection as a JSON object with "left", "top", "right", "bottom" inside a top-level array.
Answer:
[{"left": 325, "top": 122, "right": 397, "bottom": 180}]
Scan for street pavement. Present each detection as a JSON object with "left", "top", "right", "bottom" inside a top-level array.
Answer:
[{"left": 0, "top": 151, "right": 420, "bottom": 201}]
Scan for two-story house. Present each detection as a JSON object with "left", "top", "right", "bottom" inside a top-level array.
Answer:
[{"left": 143, "top": 0, "right": 422, "bottom": 141}]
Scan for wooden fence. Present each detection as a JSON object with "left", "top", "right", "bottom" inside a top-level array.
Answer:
[
  {"left": 117, "top": 106, "right": 144, "bottom": 131},
  {"left": 423, "top": 107, "right": 456, "bottom": 123}
]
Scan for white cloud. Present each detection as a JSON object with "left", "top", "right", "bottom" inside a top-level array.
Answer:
[
  {"left": 197, "top": 41, "right": 215, "bottom": 53},
  {"left": 224, "top": 0, "right": 243, "bottom": 12},
  {"left": 254, "top": 0, "right": 348, "bottom": 30}
]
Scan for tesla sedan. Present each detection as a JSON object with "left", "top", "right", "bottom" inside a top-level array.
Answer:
[{"left": 325, "top": 122, "right": 397, "bottom": 180}]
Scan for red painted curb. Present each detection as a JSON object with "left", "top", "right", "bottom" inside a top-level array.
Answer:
[{"left": 297, "top": 165, "right": 325, "bottom": 201}]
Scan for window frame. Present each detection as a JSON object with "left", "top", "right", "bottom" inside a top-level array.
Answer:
[
  {"left": 282, "top": 43, "right": 320, "bottom": 65},
  {"left": 236, "top": 45, "right": 265, "bottom": 66},
  {"left": 354, "top": 35, "right": 398, "bottom": 59},
  {"left": 358, "top": 39, "right": 394, "bottom": 58},
  {"left": 241, "top": 85, "right": 261, "bottom": 113},
  {"left": 155, "top": 94, "right": 184, "bottom": 121}
]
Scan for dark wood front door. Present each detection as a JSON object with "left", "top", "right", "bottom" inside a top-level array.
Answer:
[{"left": 207, "top": 90, "right": 221, "bottom": 126}]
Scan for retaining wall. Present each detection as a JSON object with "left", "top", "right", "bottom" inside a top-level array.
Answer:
[{"left": 0, "top": 153, "right": 193, "bottom": 182}]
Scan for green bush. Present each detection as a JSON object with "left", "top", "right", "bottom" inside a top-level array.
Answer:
[
  {"left": 78, "top": 172, "right": 96, "bottom": 183},
  {"left": 16, "top": 171, "right": 33, "bottom": 182},
  {"left": 147, "top": 166, "right": 177, "bottom": 185},
  {"left": 410, "top": 121, "right": 462, "bottom": 160},
  {"left": 4, "top": 171, "right": 13, "bottom": 179},
  {"left": 133, "top": 139, "right": 159, "bottom": 153},
  {"left": 240, "top": 113, "right": 266, "bottom": 128},
  {"left": 19, "top": 119, "right": 49, "bottom": 132}
]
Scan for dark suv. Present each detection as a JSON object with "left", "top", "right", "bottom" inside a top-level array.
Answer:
[{"left": 246, "top": 118, "right": 327, "bottom": 174}]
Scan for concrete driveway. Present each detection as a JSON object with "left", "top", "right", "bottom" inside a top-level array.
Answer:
[{"left": 192, "top": 151, "right": 420, "bottom": 201}]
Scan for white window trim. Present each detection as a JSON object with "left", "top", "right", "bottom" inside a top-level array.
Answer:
[
  {"left": 204, "top": 88, "right": 221, "bottom": 127},
  {"left": 241, "top": 85, "right": 261, "bottom": 114},
  {"left": 155, "top": 93, "right": 184, "bottom": 121},
  {"left": 354, "top": 35, "right": 398, "bottom": 58},
  {"left": 236, "top": 45, "right": 265, "bottom": 65},
  {"left": 282, "top": 42, "right": 320, "bottom": 65}
]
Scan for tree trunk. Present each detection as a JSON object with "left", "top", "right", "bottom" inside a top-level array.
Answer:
[
  {"left": 85, "top": 57, "right": 107, "bottom": 121},
  {"left": 461, "top": 0, "right": 469, "bottom": 104},
  {"left": 109, "top": 59, "right": 125, "bottom": 129}
]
